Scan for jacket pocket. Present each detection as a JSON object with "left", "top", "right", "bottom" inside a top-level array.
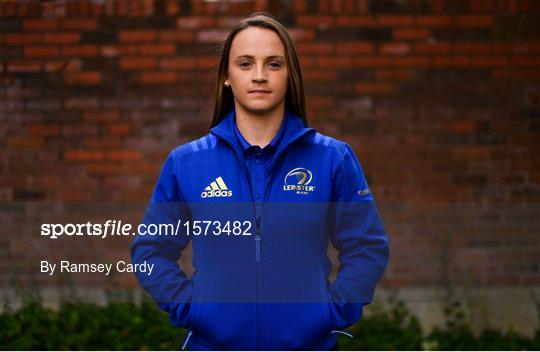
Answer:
[
  {"left": 187, "top": 270, "right": 203, "bottom": 329},
  {"left": 317, "top": 266, "right": 332, "bottom": 333}
]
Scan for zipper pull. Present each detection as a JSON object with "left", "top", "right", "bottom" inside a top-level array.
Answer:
[
  {"left": 255, "top": 221, "right": 261, "bottom": 263},
  {"left": 181, "top": 330, "right": 193, "bottom": 350}
]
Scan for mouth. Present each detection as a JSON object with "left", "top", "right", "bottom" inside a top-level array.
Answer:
[{"left": 248, "top": 90, "right": 271, "bottom": 94}]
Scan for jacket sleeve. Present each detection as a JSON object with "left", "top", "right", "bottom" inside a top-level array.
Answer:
[
  {"left": 327, "top": 143, "right": 390, "bottom": 330},
  {"left": 130, "top": 150, "right": 193, "bottom": 328}
]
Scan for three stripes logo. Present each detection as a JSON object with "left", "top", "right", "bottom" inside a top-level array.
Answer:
[{"left": 201, "top": 176, "right": 232, "bottom": 198}]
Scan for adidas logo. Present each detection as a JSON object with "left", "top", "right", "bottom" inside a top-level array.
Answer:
[{"left": 201, "top": 176, "right": 233, "bottom": 198}]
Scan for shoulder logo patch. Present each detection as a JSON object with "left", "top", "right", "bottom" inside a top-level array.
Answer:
[{"left": 357, "top": 188, "right": 370, "bottom": 196}]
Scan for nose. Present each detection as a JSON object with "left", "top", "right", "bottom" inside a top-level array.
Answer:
[{"left": 252, "top": 64, "right": 267, "bottom": 83}]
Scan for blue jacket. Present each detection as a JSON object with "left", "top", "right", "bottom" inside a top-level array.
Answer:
[{"left": 130, "top": 108, "right": 390, "bottom": 350}]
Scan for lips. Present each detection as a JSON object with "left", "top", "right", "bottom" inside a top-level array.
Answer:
[{"left": 249, "top": 90, "right": 271, "bottom": 94}]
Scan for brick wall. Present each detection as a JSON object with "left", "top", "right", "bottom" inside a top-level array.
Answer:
[{"left": 1, "top": 0, "right": 539, "bottom": 322}]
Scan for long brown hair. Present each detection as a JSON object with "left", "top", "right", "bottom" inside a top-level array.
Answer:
[{"left": 210, "top": 12, "right": 308, "bottom": 128}]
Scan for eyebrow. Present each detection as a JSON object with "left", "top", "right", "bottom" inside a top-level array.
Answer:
[{"left": 234, "top": 55, "right": 285, "bottom": 61}]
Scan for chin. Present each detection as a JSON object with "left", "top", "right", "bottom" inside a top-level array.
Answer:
[{"left": 243, "top": 102, "right": 279, "bottom": 113}]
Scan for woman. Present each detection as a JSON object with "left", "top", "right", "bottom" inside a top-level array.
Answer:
[{"left": 131, "top": 12, "right": 389, "bottom": 351}]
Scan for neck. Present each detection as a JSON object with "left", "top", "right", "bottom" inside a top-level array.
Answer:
[{"left": 235, "top": 104, "right": 285, "bottom": 148}]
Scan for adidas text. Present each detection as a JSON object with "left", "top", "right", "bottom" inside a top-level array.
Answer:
[{"left": 201, "top": 189, "right": 232, "bottom": 198}]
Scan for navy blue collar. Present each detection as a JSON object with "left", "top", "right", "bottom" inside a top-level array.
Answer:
[{"left": 233, "top": 111, "right": 288, "bottom": 153}]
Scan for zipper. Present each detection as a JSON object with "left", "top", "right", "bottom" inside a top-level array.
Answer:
[
  {"left": 255, "top": 222, "right": 261, "bottom": 263},
  {"left": 219, "top": 142, "right": 262, "bottom": 349},
  {"left": 181, "top": 330, "right": 193, "bottom": 350},
  {"left": 209, "top": 127, "right": 315, "bottom": 351},
  {"left": 255, "top": 221, "right": 262, "bottom": 350}
]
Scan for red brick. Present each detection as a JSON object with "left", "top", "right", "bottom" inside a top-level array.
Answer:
[
  {"left": 120, "top": 58, "right": 157, "bottom": 70},
  {"left": 377, "top": 15, "right": 413, "bottom": 26},
  {"left": 416, "top": 15, "right": 454, "bottom": 27},
  {"left": 336, "top": 16, "right": 375, "bottom": 27},
  {"left": 119, "top": 30, "right": 156, "bottom": 42},
  {"left": 160, "top": 57, "right": 197, "bottom": 70},
  {"left": 105, "top": 150, "right": 143, "bottom": 161},
  {"left": 433, "top": 56, "right": 470, "bottom": 67},
  {"left": 61, "top": 19, "right": 97, "bottom": 31},
  {"left": 297, "top": 43, "right": 334, "bottom": 54},
  {"left": 44, "top": 60, "right": 82, "bottom": 73},
  {"left": 166, "top": 0, "right": 180, "bottom": 16},
  {"left": 454, "top": 42, "right": 492, "bottom": 53},
  {"left": 62, "top": 45, "right": 98, "bottom": 57},
  {"left": 137, "top": 44, "right": 176, "bottom": 55},
  {"left": 7, "top": 60, "right": 41, "bottom": 72},
  {"left": 492, "top": 42, "right": 532, "bottom": 54},
  {"left": 317, "top": 56, "right": 353, "bottom": 68},
  {"left": 176, "top": 16, "right": 215, "bottom": 29},
  {"left": 102, "top": 44, "right": 138, "bottom": 57},
  {"left": 393, "top": 28, "right": 431, "bottom": 41},
  {"left": 196, "top": 56, "right": 219, "bottom": 68},
  {"left": 65, "top": 150, "right": 104, "bottom": 161},
  {"left": 456, "top": 15, "right": 494, "bottom": 27},
  {"left": 44, "top": 32, "right": 81, "bottom": 44},
  {"left": 85, "top": 164, "right": 121, "bottom": 175},
  {"left": 292, "top": 0, "right": 306, "bottom": 13},
  {"left": 101, "top": 45, "right": 120, "bottom": 57},
  {"left": 23, "top": 19, "right": 59, "bottom": 31},
  {"left": 6, "top": 33, "right": 42, "bottom": 45},
  {"left": 287, "top": 28, "right": 316, "bottom": 42},
  {"left": 510, "top": 56, "right": 540, "bottom": 66},
  {"left": 84, "top": 112, "right": 119, "bottom": 122},
  {"left": 470, "top": 56, "right": 508, "bottom": 67},
  {"left": 296, "top": 15, "right": 335, "bottom": 27},
  {"left": 303, "top": 70, "right": 336, "bottom": 82},
  {"left": 335, "top": 42, "right": 374, "bottom": 53},
  {"left": 354, "top": 56, "right": 392, "bottom": 67},
  {"left": 8, "top": 137, "right": 44, "bottom": 149},
  {"left": 299, "top": 56, "right": 316, "bottom": 68},
  {"left": 415, "top": 42, "right": 452, "bottom": 53},
  {"left": 451, "top": 146, "right": 490, "bottom": 159},
  {"left": 492, "top": 69, "right": 540, "bottom": 80},
  {"left": 3, "top": 1, "right": 16, "bottom": 16},
  {"left": 508, "top": 0, "right": 519, "bottom": 12},
  {"left": 448, "top": 121, "right": 476, "bottom": 133},
  {"left": 197, "top": 30, "right": 229, "bottom": 43},
  {"left": 318, "top": 0, "right": 329, "bottom": 12},
  {"left": 393, "top": 56, "right": 431, "bottom": 67},
  {"left": 64, "top": 72, "right": 102, "bottom": 85},
  {"left": 62, "top": 124, "right": 99, "bottom": 136},
  {"left": 356, "top": 82, "right": 395, "bottom": 95},
  {"left": 85, "top": 137, "right": 122, "bottom": 149},
  {"left": 107, "top": 123, "right": 132, "bottom": 135},
  {"left": 380, "top": 43, "right": 411, "bottom": 55},
  {"left": 24, "top": 46, "right": 59, "bottom": 57},
  {"left": 375, "top": 69, "right": 413, "bottom": 81},
  {"left": 159, "top": 30, "right": 194, "bottom": 42},
  {"left": 28, "top": 124, "right": 61, "bottom": 136},
  {"left": 140, "top": 72, "right": 177, "bottom": 84}
]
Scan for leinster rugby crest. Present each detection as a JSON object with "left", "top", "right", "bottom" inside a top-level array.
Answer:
[{"left": 283, "top": 167, "right": 316, "bottom": 195}]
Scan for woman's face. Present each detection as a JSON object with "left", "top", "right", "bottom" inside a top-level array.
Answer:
[{"left": 226, "top": 26, "right": 288, "bottom": 115}]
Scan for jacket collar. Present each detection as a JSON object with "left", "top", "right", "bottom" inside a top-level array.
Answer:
[
  {"left": 210, "top": 108, "right": 315, "bottom": 169},
  {"left": 233, "top": 109, "right": 287, "bottom": 153}
]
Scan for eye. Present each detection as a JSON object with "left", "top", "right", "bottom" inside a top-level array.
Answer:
[
  {"left": 239, "top": 62, "right": 251, "bottom": 68},
  {"left": 269, "top": 62, "right": 282, "bottom": 69}
]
